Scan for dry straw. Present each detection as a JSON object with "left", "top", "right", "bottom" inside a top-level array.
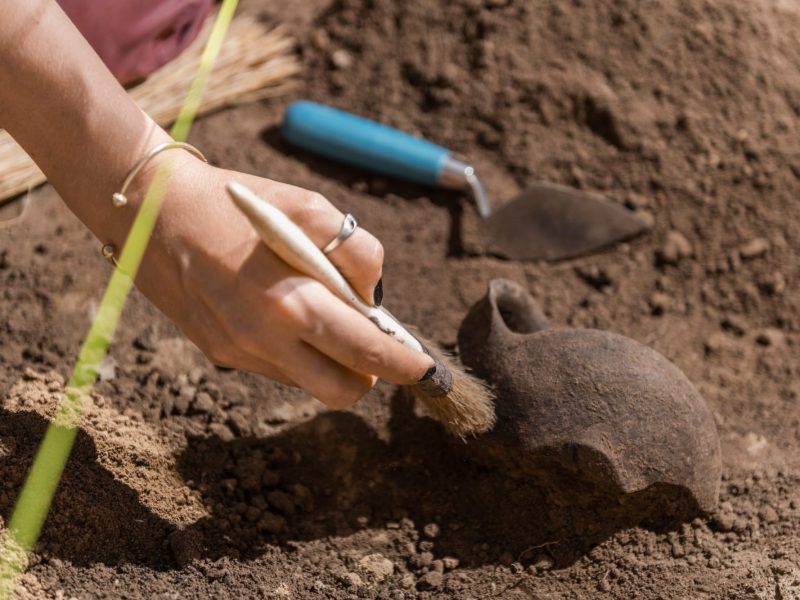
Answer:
[{"left": 0, "top": 15, "right": 299, "bottom": 204}]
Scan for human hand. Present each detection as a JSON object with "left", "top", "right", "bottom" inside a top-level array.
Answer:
[
  {"left": 0, "top": 0, "right": 431, "bottom": 408},
  {"left": 134, "top": 155, "right": 434, "bottom": 408}
]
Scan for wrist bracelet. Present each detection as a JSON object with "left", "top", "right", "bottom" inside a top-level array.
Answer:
[
  {"left": 102, "top": 141, "right": 207, "bottom": 270},
  {"left": 111, "top": 141, "right": 207, "bottom": 208}
]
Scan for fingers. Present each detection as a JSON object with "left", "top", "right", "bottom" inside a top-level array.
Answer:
[
  {"left": 195, "top": 309, "right": 377, "bottom": 409},
  {"left": 213, "top": 350, "right": 298, "bottom": 388},
  {"left": 300, "top": 194, "right": 384, "bottom": 306},
  {"left": 325, "top": 228, "right": 384, "bottom": 306},
  {"left": 299, "top": 283, "right": 434, "bottom": 386},
  {"left": 278, "top": 340, "right": 378, "bottom": 409},
  {"left": 259, "top": 184, "right": 385, "bottom": 306}
]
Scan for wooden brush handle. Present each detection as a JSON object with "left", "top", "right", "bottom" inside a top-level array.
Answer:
[{"left": 227, "top": 181, "right": 426, "bottom": 354}]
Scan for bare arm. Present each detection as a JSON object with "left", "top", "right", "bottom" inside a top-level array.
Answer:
[{"left": 0, "top": 0, "right": 169, "bottom": 245}]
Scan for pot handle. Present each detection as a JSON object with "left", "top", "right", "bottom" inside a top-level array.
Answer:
[{"left": 458, "top": 279, "right": 549, "bottom": 372}]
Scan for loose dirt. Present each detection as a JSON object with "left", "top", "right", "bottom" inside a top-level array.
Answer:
[{"left": 1, "top": 0, "right": 799, "bottom": 597}]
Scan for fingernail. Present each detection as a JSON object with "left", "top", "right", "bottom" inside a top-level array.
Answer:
[
  {"left": 418, "top": 364, "right": 436, "bottom": 382},
  {"left": 373, "top": 278, "right": 383, "bottom": 306},
  {"left": 416, "top": 358, "right": 452, "bottom": 397}
]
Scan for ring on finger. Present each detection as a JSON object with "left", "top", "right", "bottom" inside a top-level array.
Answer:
[{"left": 322, "top": 213, "right": 358, "bottom": 254}]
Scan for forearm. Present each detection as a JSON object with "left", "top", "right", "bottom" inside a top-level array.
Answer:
[{"left": 0, "top": 0, "right": 171, "bottom": 245}]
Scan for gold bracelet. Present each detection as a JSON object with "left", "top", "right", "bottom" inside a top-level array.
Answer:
[
  {"left": 102, "top": 141, "right": 207, "bottom": 270},
  {"left": 111, "top": 141, "right": 207, "bottom": 208}
]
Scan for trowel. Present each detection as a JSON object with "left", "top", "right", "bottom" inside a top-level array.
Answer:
[{"left": 281, "top": 101, "right": 647, "bottom": 261}]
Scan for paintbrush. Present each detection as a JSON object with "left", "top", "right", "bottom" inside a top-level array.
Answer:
[{"left": 226, "top": 181, "right": 495, "bottom": 438}]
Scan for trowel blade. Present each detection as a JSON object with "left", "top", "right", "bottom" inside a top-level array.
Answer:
[{"left": 484, "top": 182, "right": 648, "bottom": 261}]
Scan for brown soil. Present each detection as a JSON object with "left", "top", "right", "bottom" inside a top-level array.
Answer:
[{"left": 2, "top": 0, "right": 800, "bottom": 597}]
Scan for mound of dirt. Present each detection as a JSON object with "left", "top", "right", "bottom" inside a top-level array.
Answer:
[{"left": 1, "top": 0, "right": 799, "bottom": 597}]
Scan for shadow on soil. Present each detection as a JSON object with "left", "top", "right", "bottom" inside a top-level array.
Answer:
[
  {"left": 0, "top": 394, "right": 701, "bottom": 571},
  {"left": 0, "top": 408, "right": 172, "bottom": 568},
  {"left": 176, "top": 392, "right": 701, "bottom": 569}
]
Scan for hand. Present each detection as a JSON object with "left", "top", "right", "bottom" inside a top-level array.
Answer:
[{"left": 133, "top": 155, "right": 434, "bottom": 408}]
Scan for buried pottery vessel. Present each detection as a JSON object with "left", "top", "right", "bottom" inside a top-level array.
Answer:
[{"left": 458, "top": 279, "right": 721, "bottom": 514}]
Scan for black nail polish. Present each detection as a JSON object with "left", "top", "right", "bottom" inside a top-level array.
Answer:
[
  {"left": 373, "top": 278, "right": 383, "bottom": 306},
  {"left": 416, "top": 358, "right": 452, "bottom": 397},
  {"left": 418, "top": 364, "right": 436, "bottom": 382}
]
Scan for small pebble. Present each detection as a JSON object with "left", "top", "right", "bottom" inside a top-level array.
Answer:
[
  {"left": 649, "top": 292, "right": 671, "bottom": 315},
  {"left": 161, "top": 395, "right": 175, "bottom": 418},
  {"left": 310, "top": 28, "right": 329, "bottom": 51},
  {"left": 291, "top": 483, "right": 314, "bottom": 512},
  {"left": 188, "top": 367, "right": 204, "bottom": 385},
  {"left": 417, "top": 571, "right": 443, "bottom": 590},
  {"left": 575, "top": 265, "right": 613, "bottom": 290},
  {"left": 658, "top": 230, "right": 693, "bottom": 265},
  {"left": 207, "top": 423, "right": 234, "bottom": 442},
  {"left": 133, "top": 329, "right": 157, "bottom": 352},
  {"left": 173, "top": 394, "right": 190, "bottom": 416},
  {"left": 759, "top": 505, "right": 779, "bottom": 524},
  {"left": 257, "top": 512, "right": 286, "bottom": 534},
  {"left": 235, "top": 456, "right": 267, "bottom": 491},
  {"left": 423, "top": 523, "right": 440, "bottom": 538},
  {"left": 671, "top": 542, "right": 685, "bottom": 558},
  {"left": 440, "top": 61, "right": 460, "bottom": 85},
  {"left": 739, "top": 237, "right": 770, "bottom": 259},
  {"left": 192, "top": 392, "right": 214, "bottom": 413},
  {"left": 759, "top": 271, "right": 785, "bottom": 295},
  {"left": 443, "top": 557, "right": 459, "bottom": 570},
  {"left": 756, "top": 328, "right": 785, "bottom": 347},
  {"left": 401, "top": 574, "right": 416, "bottom": 589},
  {"left": 341, "top": 572, "right": 362, "bottom": 588},
  {"left": 358, "top": 554, "right": 395, "bottom": 582},
  {"left": 704, "top": 332, "right": 733, "bottom": 356},
  {"left": 712, "top": 512, "right": 735, "bottom": 532},
  {"left": 267, "top": 490, "right": 296, "bottom": 516},
  {"left": 732, "top": 518, "right": 749, "bottom": 534},
  {"left": 221, "top": 478, "right": 237, "bottom": 495},
  {"left": 179, "top": 385, "right": 196, "bottom": 403},
  {"left": 625, "top": 192, "right": 650, "bottom": 209},
  {"left": 330, "top": 49, "right": 353, "bottom": 69},
  {"left": 244, "top": 506, "right": 262, "bottom": 523},
  {"left": 533, "top": 555, "right": 554, "bottom": 571},
  {"left": 226, "top": 407, "right": 252, "bottom": 437}
]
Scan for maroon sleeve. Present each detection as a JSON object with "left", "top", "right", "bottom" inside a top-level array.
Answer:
[{"left": 58, "top": 0, "right": 213, "bottom": 86}]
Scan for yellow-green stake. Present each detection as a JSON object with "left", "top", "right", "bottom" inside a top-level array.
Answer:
[{"left": 0, "top": 1, "right": 239, "bottom": 596}]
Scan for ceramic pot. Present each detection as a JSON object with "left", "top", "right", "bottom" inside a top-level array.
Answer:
[{"left": 458, "top": 279, "right": 721, "bottom": 512}]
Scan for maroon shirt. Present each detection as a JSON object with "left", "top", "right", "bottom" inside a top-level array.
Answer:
[{"left": 59, "top": 0, "right": 213, "bottom": 85}]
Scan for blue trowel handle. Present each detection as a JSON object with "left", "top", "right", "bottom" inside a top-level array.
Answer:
[
  {"left": 281, "top": 101, "right": 492, "bottom": 218},
  {"left": 282, "top": 101, "right": 449, "bottom": 186}
]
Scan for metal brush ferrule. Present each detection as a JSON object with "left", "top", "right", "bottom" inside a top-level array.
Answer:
[{"left": 438, "top": 155, "right": 492, "bottom": 219}]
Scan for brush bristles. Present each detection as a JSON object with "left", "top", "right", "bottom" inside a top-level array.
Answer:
[{"left": 409, "top": 340, "right": 496, "bottom": 439}]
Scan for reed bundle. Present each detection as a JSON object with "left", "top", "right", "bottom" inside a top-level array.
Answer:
[{"left": 0, "top": 14, "right": 299, "bottom": 204}]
